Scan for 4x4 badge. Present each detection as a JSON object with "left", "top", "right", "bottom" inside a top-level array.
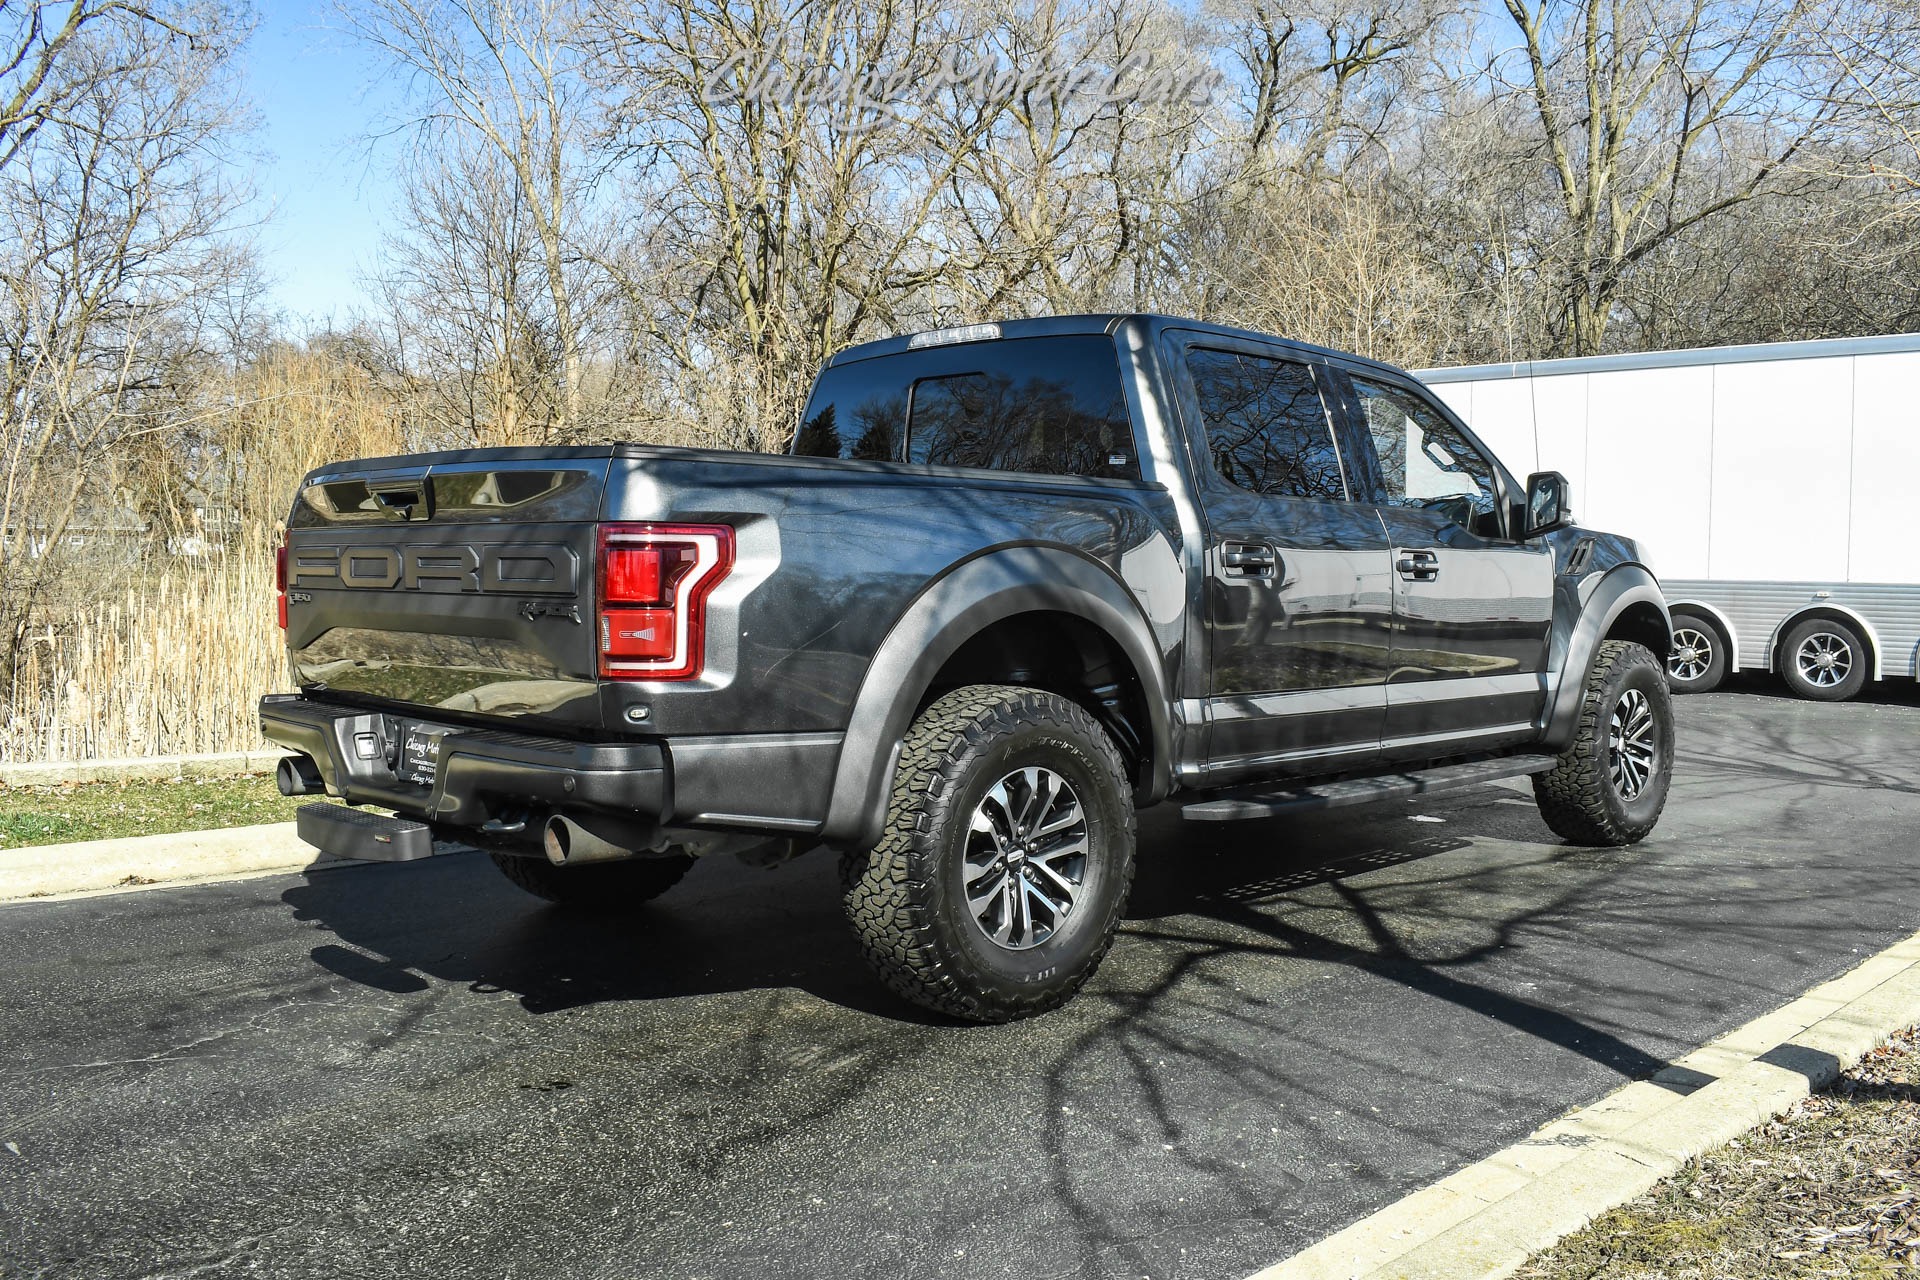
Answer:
[{"left": 519, "top": 601, "right": 581, "bottom": 624}]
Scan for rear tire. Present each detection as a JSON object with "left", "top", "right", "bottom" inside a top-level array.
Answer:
[
  {"left": 488, "top": 850, "right": 694, "bottom": 908},
  {"left": 1534, "top": 640, "right": 1674, "bottom": 847},
  {"left": 1665, "top": 610, "right": 1727, "bottom": 694},
  {"left": 840, "top": 684, "right": 1136, "bottom": 1023},
  {"left": 1779, "top": 617, "right": 1869, "bottom": 702}
]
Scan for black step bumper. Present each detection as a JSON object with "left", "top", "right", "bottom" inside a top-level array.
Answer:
[
  {"left": 259, "top": 694, "right": 669, "bottom": 832},
  {"left": 297, "top": 803, "right": 435, "bottom": 861}
]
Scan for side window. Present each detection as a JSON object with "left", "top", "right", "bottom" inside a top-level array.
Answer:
[
  {"left": 792, "top": 366, "right": 907, "bottom": 461},
  {"left": 794, "top": 336, "right": 1138, "bottom": 480},
  {"left": 905, "top": 348, "right": 1137, "bottom": 480},
  {"left": 1350, "top": 376, "right": 1501, "bottom": 534},
  {"left": 1184, "top": 348, "right": 1345, "bottom": 500}
]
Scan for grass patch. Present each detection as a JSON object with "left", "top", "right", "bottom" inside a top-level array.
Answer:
[
  {"left": 1520, "top": 1027, "right": 1920, "bottom": 1278},
  {"left": 0, "top": 773, "right": 309, "bottom": 849}
]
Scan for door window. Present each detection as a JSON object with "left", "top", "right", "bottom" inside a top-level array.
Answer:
[
  {"left": 1184, "top": 348, "right": 1346, "bottom": 500},
  {"left": 1349, "top": 375, "right": 1502, "bottom": 536}
]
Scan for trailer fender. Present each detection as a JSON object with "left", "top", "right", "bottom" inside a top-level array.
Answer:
[
  {"left": 1663, "top": 598, "right": 1743, "bottom": 673},
  {"left": 1767, "top": 604, "right": 1884, "bottom": 681},
  {"left": 1543, "top": 567, "right": 1672, "bottom": 753}
]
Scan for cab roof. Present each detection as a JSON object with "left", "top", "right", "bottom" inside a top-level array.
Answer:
[{"left": 822, "top": 313, "right": 1416, "bottom": 384}]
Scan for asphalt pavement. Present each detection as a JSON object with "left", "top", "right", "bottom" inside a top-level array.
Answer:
[{"left": 4, "top": 680, "right": 1920, "bottom": 1280}]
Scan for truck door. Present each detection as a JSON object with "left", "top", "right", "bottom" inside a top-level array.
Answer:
[
  {"left": 1174, "top": 339, "right": 1395, "bottom": 784},
  {"left": 1330, "top": 368, "right": 1554, "bottom": 751}
]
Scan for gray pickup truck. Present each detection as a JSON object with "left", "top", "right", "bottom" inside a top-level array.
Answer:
[{"left": 262, "top": 314, "right": 1673, "bottom": 1021}]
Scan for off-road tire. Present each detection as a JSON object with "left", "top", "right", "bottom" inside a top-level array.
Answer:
[
  {"left": 840, "top": 684, "right": 1136, "bottom": 1023},
  {"left": 1534, "top": 640, "right": 1674, "bottom": 846},
  {"left": 1779, "top": 617, "right": 1869, "bottom": 702},
  {"left": 488, "top": 849, "right": 694, "bottom": 908},
  {"left": 1665, "top": 609, "right": 1728, "bottom": 694}
]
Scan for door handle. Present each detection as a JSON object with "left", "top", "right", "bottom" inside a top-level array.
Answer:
[
  {"left": 1221, "top": 541, "right": 1279, "bottom": 578},
  {"left": 1396, "top": 550, "right": 1440, "bottom": 582}
]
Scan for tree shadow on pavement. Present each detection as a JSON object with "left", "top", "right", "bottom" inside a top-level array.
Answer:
[{"left": 269, "top": 724, "right": 1920, "bottom": 1280}]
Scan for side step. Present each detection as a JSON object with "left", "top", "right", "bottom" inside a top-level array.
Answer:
[
  {"left": 1181, "top": 754, "right": 1559, "bottom": 822},
  {"left": 296, "top": 803, "right": 436, "bottom": 862}
]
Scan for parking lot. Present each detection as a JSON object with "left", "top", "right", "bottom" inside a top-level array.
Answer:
[{"left": 4, "top": 683, "right": 1920, "bottom": 1280}]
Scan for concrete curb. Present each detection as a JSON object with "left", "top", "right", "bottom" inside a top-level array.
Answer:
[
  {"left": 1252, "top": 929, "right": 1920, "bottom": 1280},
  {"left": 0, "top": 821, "right": 357, "bottom": 902},
  {"left": 0, "top": 750, "right": 291, "bottom": 787}
]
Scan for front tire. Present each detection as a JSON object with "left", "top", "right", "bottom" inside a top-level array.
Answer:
[
  {"left": 1779, "top": 617, "right": 1869, "bottom": 702},
  {"left": 1534, "top": 640, "right": 1674, "bottom": 846},
  {"left": 1666, "top": 611, "right": 1727, "bottom": 694},
  {"left": 840, "top": 685, "right": 1136, "bottom": 1023},
  {"left": 488, "top": 850, "right": 694, "bottom": 908}
]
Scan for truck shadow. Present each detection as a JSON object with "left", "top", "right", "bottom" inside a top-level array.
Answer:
[
  {"left": 277, "top": 792, "right": 1670, "bottom": 1063},
  {"left": 271, "top": 761, "right": 1905, "bottom": 1279}
]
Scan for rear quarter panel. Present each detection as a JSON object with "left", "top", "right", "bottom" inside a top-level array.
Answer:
[{"left": 605, "top": 449, "right": 1186, "bottom": 740}]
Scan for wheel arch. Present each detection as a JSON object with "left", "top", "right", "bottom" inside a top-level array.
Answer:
[
  {"left": 1664, "top": 600, "right": 1741, "bottom": 673},
  {"left": 1542, "top": 567, "right": 1671, "bottom": 753},
  {"left": 1768, "top": 604, "right": 1883, "bottom": 681},
  {"left": 820, "top": 545, "right": 1173, "bottom": 848}
]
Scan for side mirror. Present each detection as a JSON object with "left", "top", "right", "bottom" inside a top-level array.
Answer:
[{"left": 1523, "top": 471, "right": 1571, "bottom": 538}]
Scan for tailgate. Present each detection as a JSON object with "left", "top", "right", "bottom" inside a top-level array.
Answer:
[{"left": 282, "top": 452, "right": 612, "bottom": 730}]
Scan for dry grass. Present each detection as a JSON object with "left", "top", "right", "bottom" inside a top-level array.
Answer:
[
  {"left": 0, "top": 348, "right": 413, "bottom": 765},
  {"left": 1520, "top": 1027, "right": 1920, "bottom": 1278},
  {"left": 1, "top": 554, "right": 286, "bottom": 762}
]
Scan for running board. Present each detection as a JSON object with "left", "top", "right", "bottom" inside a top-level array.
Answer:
[{"left": 1181, "top": 754, "right": 1559, "bottom": 822}]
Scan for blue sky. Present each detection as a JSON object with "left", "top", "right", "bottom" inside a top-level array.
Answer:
[{"left": 244, "top": 3, "right": 401, "bottom": 327}]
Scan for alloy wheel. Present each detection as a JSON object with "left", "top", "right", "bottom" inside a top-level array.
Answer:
[
  {"left": 1795, "top": 631, "right": 1854, "bottom": 688},
  {"left": 1608, "top": 687, "right": 1657, "bottom": 801},
  {"left": 1668, "top": 627, "right": 1714, "bottom": 682},
  {"left": 961, "top": 766, "right": 1088, "bottom": 950}
]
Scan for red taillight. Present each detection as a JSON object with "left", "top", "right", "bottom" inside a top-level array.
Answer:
[
  {"left": 596, "top": 524, "right": 733, "bottom": 680},
  {"left": 275, "top": 535, "right": 289, "bottom": 630}
]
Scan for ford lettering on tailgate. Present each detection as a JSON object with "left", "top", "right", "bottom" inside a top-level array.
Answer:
[{"left": 289, "top": 544, "right": 579, "bottom": 595}]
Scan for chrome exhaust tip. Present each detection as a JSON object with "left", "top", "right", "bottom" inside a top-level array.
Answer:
[{"left": 542, "top": 814, "right": 642, "bottom": 866}]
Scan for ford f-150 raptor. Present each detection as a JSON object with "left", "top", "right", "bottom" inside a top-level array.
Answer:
[{"left": 262, "top": 314, "right": 1674, "bottom": 1021}]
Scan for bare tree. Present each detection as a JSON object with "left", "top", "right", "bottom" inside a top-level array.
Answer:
[
  {"left": 373, "top": 139, "right": 573, "bottom": 445},
  {"left": 1492, "top": 0, "right": 1856, "bottom": 353},
  {"left": 0, "top": 0, "right": 253, "bottom": 685},
  {"left": 591, "top": 0, "right": 1021, "bottom": 448},
  {"left": 344, "top": 0, "right": 605, "bottom": 437}
]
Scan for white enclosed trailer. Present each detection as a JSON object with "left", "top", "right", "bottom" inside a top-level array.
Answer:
[{"left": 1419, "top": 333, "right": 1920, "bottom": 700}]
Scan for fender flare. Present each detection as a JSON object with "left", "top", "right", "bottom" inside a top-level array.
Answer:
[
  {"left": 1543, "top": 567, "right": 1671, "bottom": 753},
  {"left": 820, "top": 545, "right": 1173, "bottom": 847}
]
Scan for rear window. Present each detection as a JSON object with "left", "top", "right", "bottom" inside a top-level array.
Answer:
[{"left": 793, "top": 335, "right": 1140, "bottom": 481}]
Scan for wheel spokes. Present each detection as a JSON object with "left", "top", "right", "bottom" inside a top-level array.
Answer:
[
  {"left": 1608, "top": 688, "right": 1659, "bottom": 801},
  {"left": 1798, "top": 633, "right": 1853, "bottom": 686},
  {"left": 1668, "top": 629, "right": 1712, "bottom": 681},
  {"left": 959, "top": 765, "right": 1089, "bottom": 952}
]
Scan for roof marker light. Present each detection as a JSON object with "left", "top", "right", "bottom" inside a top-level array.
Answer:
[{"left": 907, "top": 323, "right": 1001, "bottom": 349}]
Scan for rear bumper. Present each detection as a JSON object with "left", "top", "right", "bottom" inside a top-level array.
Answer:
[
  {"left": 258, "top": 694, "right": 838, "bottom": 838},
  {"left": 259, "top": 694, "right": 668, "bottom": 830}
]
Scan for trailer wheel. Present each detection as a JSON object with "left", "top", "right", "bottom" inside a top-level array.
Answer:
[
  {"left": 488, "top": 850, "right": 694, "bottom": 908},
  {"left": 839, "top": 684, "right": 1136, "bottom": 1023},
  {"left": 1666, "top": 611, "right": 1727, "bottom": 694},
  {"left": 1534, "top": 640, "right": 1674, "bottom": 847},
  {"left": 1779, "top": 617, "right": 1869, "bottom": 702}
]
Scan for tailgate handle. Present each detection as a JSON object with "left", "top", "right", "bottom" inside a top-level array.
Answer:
[{"left": 369, "top": 480, "right": 433, "bottom": 521}]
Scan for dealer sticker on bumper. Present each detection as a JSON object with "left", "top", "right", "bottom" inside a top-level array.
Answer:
[{"left": 399, "top": 724, "right": 450, "bottom": 787}]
